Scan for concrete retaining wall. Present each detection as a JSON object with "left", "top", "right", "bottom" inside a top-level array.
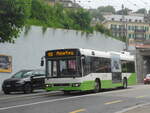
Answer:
[{"left": 0, "top": 26, "right": 125, "bottom": 90}]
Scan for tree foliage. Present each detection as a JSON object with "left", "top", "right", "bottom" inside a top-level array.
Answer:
[
  {"left": 116, "top": 8, "right": 132, "bottom": 15},
  {"left": 28, "top": 0, "right": 93, "bottom": 32},
  {"left": 136, "top": 8, "right": 147, "bottom": 14},
  {"left": 0, "top": 0, "right": 31, "bottom": 43},
  {"left": 89, "top": 6, "right": 115, "bottom": 22},
  {"left": 0, "top": 0, "right": 116, "bottom": 43},
  {"left": 95, "top": 24, "right": 112, "bottom": 36},
  {"left": 97, "top": 6, "right": 116, "bottom": 14}
]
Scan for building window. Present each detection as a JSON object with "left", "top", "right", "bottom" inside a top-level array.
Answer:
[
  {"left": 132, "top": 34, "right": 135, "bottom": 38},
  {"left": 135, "top": 26, "right": 138, "bottom": 30},
  {"left": 128, "top": 26, "right": 131, "bottom": 30},
  {"left": 111, "top": 24, "right": 117, "bottom": 29},
  {"left": 132, "top": 26, "right": 135, "bottom": 30},
  {"left": 129, "top": 19, "right": 132, "bottom": 22},
  {"left": 144, "top": 34, "right": 146, "bottom": 38},
  {"left": 128, "top": 34, "right": 132, "bottom": 38},
  {"left": 146, "top": 27, "right": 149, "bottom": 31}
]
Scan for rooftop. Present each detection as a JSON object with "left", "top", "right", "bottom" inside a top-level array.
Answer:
[{"left": 103, "top": 14, "right": 145, "bottom": 23}]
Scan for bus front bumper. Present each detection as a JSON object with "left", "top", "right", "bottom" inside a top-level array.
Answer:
[{"left": 45, "top": 81, "right": 94, "bottom": 91}]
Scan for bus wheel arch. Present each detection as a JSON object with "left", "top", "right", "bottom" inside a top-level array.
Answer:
[
  {"left": 123, "top": 77, "right": 128, "bottom": 89},
  {"left": 93, "top": 78, "right": 101, "bottom": 93}
]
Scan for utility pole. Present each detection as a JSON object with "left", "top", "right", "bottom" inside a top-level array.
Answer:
[{"left": 122, "top": 4, "right": 128, "bottom": 51}]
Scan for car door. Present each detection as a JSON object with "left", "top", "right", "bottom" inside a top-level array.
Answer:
[{"left": 31, "top": 70, "right": 45, "bottom": 89}]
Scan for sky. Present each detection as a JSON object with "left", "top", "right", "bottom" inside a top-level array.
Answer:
[{"left": 74, "top": 0, "right": 150, "bottom": 11}]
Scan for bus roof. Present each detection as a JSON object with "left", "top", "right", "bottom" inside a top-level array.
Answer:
[
  {"left": 46, "top": 48, "right": 134, "bottom": 61},
  {"left": 79, "top": 48, "right": 134, "bottom": 61}
]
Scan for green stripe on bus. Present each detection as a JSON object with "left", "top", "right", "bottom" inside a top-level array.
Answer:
[{"left": 45, "top": 73, "right": 137, "bottom": 91}]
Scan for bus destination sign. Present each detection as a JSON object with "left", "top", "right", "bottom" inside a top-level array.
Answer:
[{"left": 46, "top": 50, "right": 76, "bottom": 57}]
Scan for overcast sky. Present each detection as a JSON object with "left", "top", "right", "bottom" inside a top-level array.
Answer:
[{"left": 75, "top": 0, "right": 150, "bottom": 11}]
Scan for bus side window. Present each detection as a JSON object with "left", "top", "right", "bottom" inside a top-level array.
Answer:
[{"left": 83, "top": 56, "right": 92, "bottom": 76}]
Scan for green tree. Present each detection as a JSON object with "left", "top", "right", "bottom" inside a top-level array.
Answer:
[
  {"left": 116, "top": 8, "right": 132, "bottom": 15},
  {"left": 28, "top": 1, "right": 93, "bottom": 33},
  {"left": 68, "top": 9, "right": 93, "bottom": 32},
  {"left": 89, "top": 6, "right": 115, "bottom": 22},
  {"left": 0, "top": 0, "right": 31, "bottom": 43},
  {"left": 95, "top": 24, "right": 112, "bottom": 36},
  {"left": 97, "top": 6, "right": 116, "bottom": 14},
  {"left": 89, "top": 9, "right": 104, "bottom": 22}
]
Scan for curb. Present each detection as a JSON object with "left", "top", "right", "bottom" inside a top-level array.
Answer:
[{"left": 0, "top": 91, "right": 62, "bottom": 100}]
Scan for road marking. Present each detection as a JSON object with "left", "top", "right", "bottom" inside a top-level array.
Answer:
[
  {"left": 136, "top": 95, "right": 146, "bottom": 99},
  {"left": 115, "top": 102, "right": 150, "bottom": 113},
  {"left": 69, "top": 109, "right": 86, "bottom": 113},
  {"left": 105, "top": 100, "right": 123, "bottom": 105}
]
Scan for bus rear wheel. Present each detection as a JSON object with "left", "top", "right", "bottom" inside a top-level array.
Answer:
[
  {"left": 123, "top": 78, "right": 128, "bottom": 89},
  {"left": 93, "top": 79, "right": 101, "bottom": 93}
]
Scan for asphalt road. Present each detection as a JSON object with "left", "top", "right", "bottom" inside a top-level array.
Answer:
[{"left": 0, "top": 85, "right": 150, "bottom": 113}]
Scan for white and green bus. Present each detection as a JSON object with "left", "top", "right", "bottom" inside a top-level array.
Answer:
[{"left": 41, "top": 48, "right": 136, "bottom": 93}]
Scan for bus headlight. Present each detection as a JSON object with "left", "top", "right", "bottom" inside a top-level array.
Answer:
[
  {"left": 72, "top": 83, "right": 81, "bottom": 87},
  {"left": 46, "top": 84, "right": 52, "bottom": 87}
]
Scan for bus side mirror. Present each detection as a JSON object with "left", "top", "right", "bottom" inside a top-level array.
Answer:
[{"left": 41, "top": 58, "right": 44, "bottom": 66}]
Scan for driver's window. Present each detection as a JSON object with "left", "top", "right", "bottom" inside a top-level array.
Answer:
[{"left": 60, "top": 60, "right": 66, "bottom": 71}]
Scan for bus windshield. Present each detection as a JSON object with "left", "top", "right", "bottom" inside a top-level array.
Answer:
[{"left": 47, "top": 58, "right": 81, "bottom": 78}]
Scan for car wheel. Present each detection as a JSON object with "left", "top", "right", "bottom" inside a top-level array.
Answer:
[
  {"left": 23, "top": 83, "right": 32, "bottom": 94},
  {"left": 3, "top": 90, "right": 10, "bottom": 94}
]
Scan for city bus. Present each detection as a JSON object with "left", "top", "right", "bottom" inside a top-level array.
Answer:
[{"left": 41, "top": 48, "right": 136, "bottom": 93}]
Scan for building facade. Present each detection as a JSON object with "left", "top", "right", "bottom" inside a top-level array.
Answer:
[
  {"left": 46, "top": 0, "right": 81, "bottom": 8},
  {"left": 103, "top": 14, "right": 150, "bottom": 46}
]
